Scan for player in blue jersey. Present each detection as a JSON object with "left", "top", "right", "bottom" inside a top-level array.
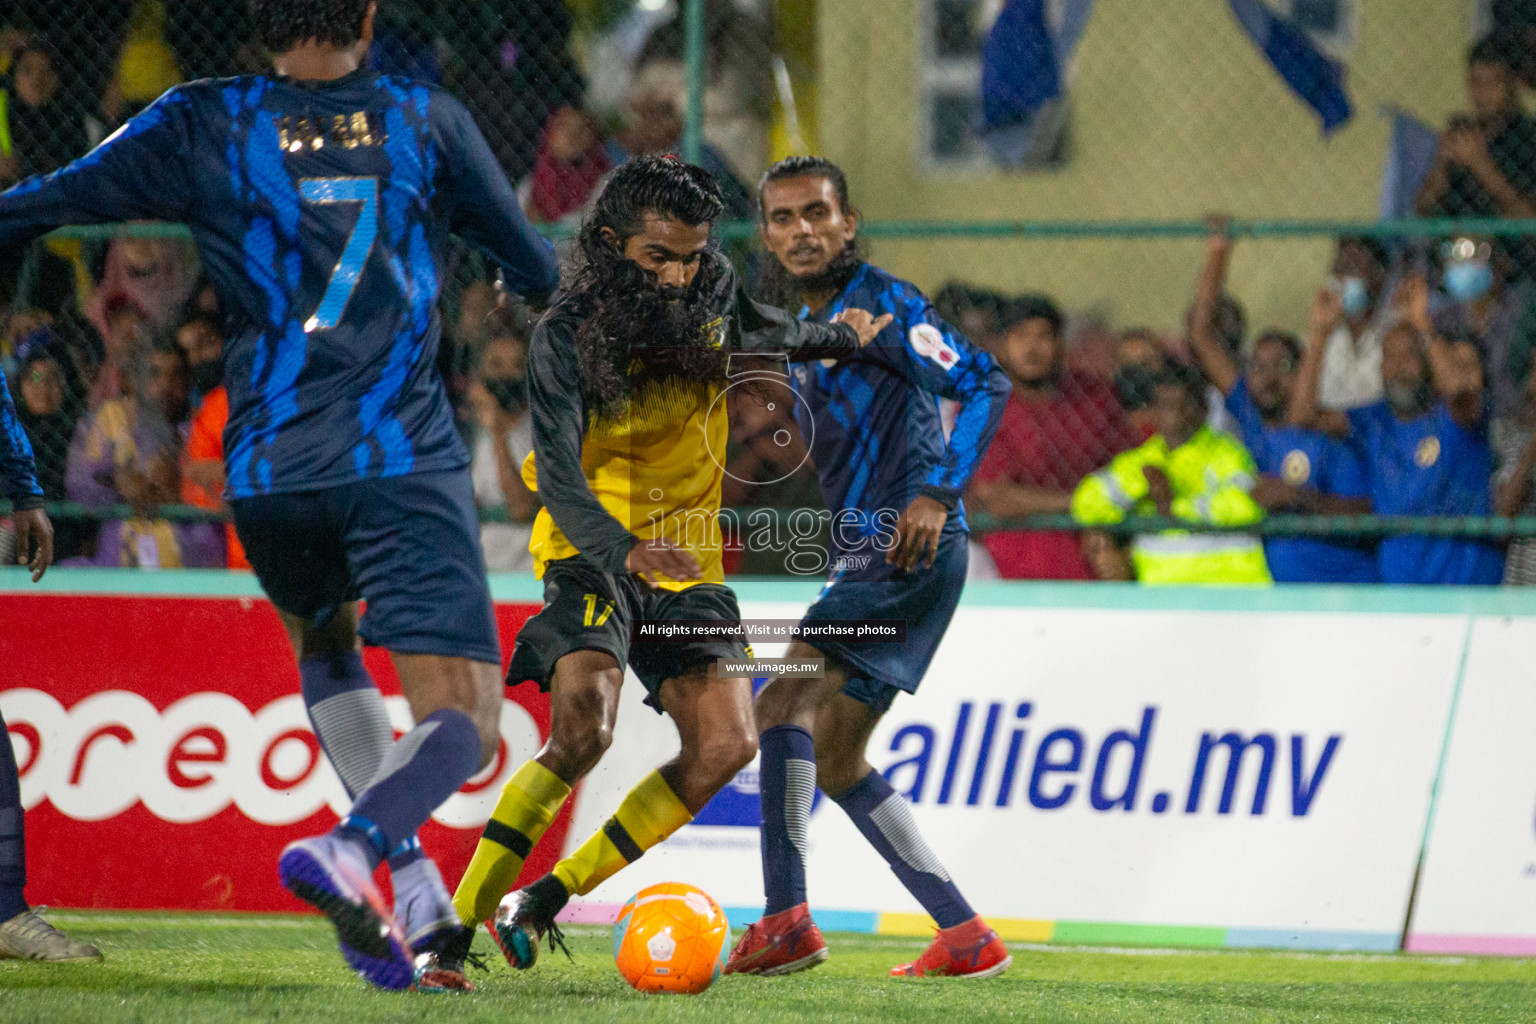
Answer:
[
  {"left": 727, "top": 157, "right": 1013, "bottom": 979},
  {"left": 1188, "top": 218, "right": 1377, "bottom": 582},
  {"left": 0, "top": 0, "right": 560, "bottom": 990},
  {"left": 0, "top": 363, "right": 102, "bottom": 963}
]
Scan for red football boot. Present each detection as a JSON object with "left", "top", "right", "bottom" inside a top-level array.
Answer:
[
  {"left": 890, "top": 916, "right": 1011, "bottom": 978},
  {"left": 724, "top": 904, "right": 829, "bottom": 976}
]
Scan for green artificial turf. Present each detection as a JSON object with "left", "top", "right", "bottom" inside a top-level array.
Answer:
[{"left": 0, "top": 911, "right": 1533, "bottom": 1024}]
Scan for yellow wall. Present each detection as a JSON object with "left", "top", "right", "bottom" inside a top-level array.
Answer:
[{"left": 816, "top": 0, "right": 1473, "bottom": 335}]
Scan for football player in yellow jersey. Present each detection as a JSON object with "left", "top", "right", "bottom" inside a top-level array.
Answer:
[{"left": 430, "top": 156, "right": 891, "bottom": 974}]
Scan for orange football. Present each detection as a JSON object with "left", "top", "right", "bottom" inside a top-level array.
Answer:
[{"left": 612, "top": 882, "right": 731, "bottom": 994}]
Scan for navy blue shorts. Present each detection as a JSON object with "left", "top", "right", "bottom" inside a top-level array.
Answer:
[
  {"left": 800, "top": 529, "right": 968, "bottom": 712},
  {"left": 230, "top": 467, "right": 501, "bottom": 665}
]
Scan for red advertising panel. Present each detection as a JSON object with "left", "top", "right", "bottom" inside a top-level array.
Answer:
[{"left": 0, "top": 594, "right": 562, "bottom": 912}]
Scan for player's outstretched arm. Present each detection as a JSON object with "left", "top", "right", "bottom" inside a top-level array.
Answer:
[
  {"left": 435, "top": 95, "right": 559, "bottom": 301},
  {"left": 0, "top": 89, "right": 193, "bottom": 253},
  {"left": 725, "top": 262, "right": 887, "bottom": 358}
]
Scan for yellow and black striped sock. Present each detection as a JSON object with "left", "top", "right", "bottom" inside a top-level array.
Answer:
[
  {"left": 550, "top": 770, "right": 691, "bottom": 898},
  {"left": 452, "top": 760, "right": 571, "bottom": 925}
]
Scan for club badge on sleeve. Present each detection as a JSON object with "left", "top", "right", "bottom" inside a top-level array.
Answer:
[{"left": 908, "top": 323, "right": 958, "bottom": 369}]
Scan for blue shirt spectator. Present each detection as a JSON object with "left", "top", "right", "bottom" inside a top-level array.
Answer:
[
  {"left": 1189, "top": 219, "right": 1377, "bottom": 583},
  {"left": 1227, "top": 376, "right": 1377, "bottom": 582},
  {"left": 1293, "top": 281, "right": 1504, "bottom": 586},
  {"left": 1345, "top": 398, "right": 1503, "bottom": 584}
]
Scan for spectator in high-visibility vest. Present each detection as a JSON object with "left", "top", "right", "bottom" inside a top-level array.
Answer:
[{"left": 1071, "top": 364, "right": 1271, "bottom": 584}]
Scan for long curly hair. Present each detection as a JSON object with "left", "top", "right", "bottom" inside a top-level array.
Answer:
[
  {"left": 566, "top": 156, "right": 733, "bottom": 421},
  {"left": 251, "top": 0, "right": 371, "bottom": 53}
]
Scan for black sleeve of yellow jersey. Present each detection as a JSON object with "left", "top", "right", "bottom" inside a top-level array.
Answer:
[
  {"left": 526, "top": 313, "right": 637, "bottom": 575},
  {"left": 725, "top": 262, "right": 860, "bottom": 360}
]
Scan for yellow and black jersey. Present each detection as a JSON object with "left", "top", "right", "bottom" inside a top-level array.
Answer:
[{"left": 523, "top": 258, "right": 858, "bottom": 590}]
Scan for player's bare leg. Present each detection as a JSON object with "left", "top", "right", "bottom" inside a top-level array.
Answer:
[
  {"left": 730, "top": 642, "right": 1010, "bottom": 979},
  {"left": 536, "top": 650, "right": 627, "bottom": 785},
  {"left": 492, "top": 664, "right": 757, "bottom": 969},
  {"left": 276, "top": 606, "right": 502, "bottom": 991}
]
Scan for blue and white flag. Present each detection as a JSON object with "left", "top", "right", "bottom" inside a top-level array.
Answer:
[
  {"left": 1228, "top": 0, "right": 1352, "bottom": 134},
  {"left": 1377, "top": 106, "right": 1440, "bottom": 219},
  {"left": 980, "top": 0, "right": 1095, "bottom": 167}
]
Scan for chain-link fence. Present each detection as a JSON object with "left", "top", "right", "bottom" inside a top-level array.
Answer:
[{"left": 2, "top": 0, "right": 1536, "bottom": 584}]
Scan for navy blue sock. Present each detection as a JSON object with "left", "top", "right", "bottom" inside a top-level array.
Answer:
[
  {"left": 299, "top": 652, "right": 420, "bottom": 872},
  {"left": 831, "top": 770, "right": 973, "bottom": 929},
  {"left": 0, "top": 709, "right": 28, "bottom": 922},
  {"left": 759, "top": 725, "right": 817, "bottom": 915},
  {"left": 337, "top": 709, "right": 480, "bottom": 868}
]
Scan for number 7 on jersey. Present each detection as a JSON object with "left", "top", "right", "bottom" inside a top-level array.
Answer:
[{"left": 300, "top": 177, "right": 379, "bottom": 333}]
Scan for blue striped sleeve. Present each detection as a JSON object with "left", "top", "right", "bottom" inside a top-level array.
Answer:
[
  {"left": 897, "top": 292, "right": 1012, "bottom": 504},
  {"left": 0, "top": 87, "right": 193, "bottom": 253},
  {"left": 433, "top": 91, "right": 559, "bottom": 300},
  {"left": 0, "top": 362, "right": 42, "bottom": 506}
]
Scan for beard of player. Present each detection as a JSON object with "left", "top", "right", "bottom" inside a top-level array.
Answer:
[
  {"left": 568, "top": 222, "right": 732, "bottom": 422},
  {"left": 754, "top": 237, "right": 865, "bottom": 312}
]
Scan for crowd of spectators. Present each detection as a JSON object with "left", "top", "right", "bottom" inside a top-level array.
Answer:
[
  {"left": 839, "top": 26, "right": 1536, "bottom": 589},
  {"left": 3, "top": 6, "right": 1536, "bottom": 588},
  {"left": 953, "top": 203, "right": 1531, "bottom": 587},
  {"left": 0, "top": 0, "right": 773, "bottom": 569}
]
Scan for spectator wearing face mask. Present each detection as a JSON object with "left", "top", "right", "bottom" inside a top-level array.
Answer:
[
  {"left": 1316, "top": 235, "right": 1396, "bottom": 411},
  {"left": 525, "top": 105, "right": 612, "bottom": 226},
  {"left": 1292, "top": 278, "right": 1504, "bottom": 585},
  {"left": 967, "top": 295, "right": 1140, "bottom": 579},
  {"left": 7, "top": 330, "right": 92, "bottom": 562},
  {"left": 174, "top": 313, "right": 224, "bottom": 409},
  {"left": 1432, "top": 234, "right": 1536, "bottom": 420},
  {"left": 468, "top": 308, "right": 538, "bottom": 572}
]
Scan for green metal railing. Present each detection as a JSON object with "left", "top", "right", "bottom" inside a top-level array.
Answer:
[
  {"left": 683, "top": 0, "right": 706, "bottom": 165},
  {"left": 42, "top": 216, "right": 1536, "bottom": 245},
  {"left": 6, "top": 501, "right": 1536, "bottom": 541}
]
